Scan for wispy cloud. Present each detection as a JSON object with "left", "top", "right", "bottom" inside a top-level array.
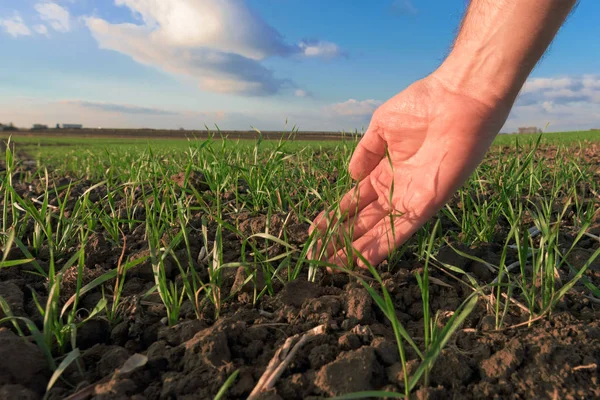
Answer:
[
  {"left": 391, "top": 0, "right": 418, "bottom": 16},
  {"left": 85, "top": 0, "right": 343, "bottom": 96},
  {"left": 33, "top": 24, "right": 49, "bottom": 36},
  {"left": 35, "top": 3, "right": 71, "bottom": 33},
  {"left": 0, "top": 13, "right": 32, "bottom": 37},
  {"left": 326, "top": 99, "right": 382, "bottom": 118},
  {"left": 61, "top": 100, "right": 180, "bottom": 116}
]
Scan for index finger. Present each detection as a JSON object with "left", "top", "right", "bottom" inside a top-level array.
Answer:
[{"left": 309, "top": 177, "right": 378, "bottom": 235}]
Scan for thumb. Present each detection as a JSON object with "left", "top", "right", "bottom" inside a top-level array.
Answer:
[{"left": 348, "top": 124, "right": 386, "bottom": 181}]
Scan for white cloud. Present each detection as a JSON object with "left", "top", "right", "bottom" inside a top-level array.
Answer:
[
  {"left": 85, "top": 15, "right": 287, "bottom": 96},
  {"left": 33, "top": 24, "right": 49, "bottom": 36},
  {"left": 0, "top": 14, "right": 32, "bottom": 37},
  {"left": 294, "top": 89, "right": 310, "bottom": 98},
  {"left": 326, "top": 99, "right": 382, "bottom": 118},
  {"left": 35, "top": 3, "right": 70, "bottom": 33},
  {"left": 517, "top": 75, "right": 600, "bottom": 106},
  {"left": 299, "top": 40, "right": 343, "bottom": 59},
  {"left": 504, "top": 75, "right": 600, "bottom": 131},
  {"left": 85, "top": 0, "right": 342, "bottom": 96},
  {"left": 114, "top": 0, "right": 294, "bottom": 60}
]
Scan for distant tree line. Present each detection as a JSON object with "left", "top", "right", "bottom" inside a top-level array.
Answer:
[{"left": 0, "top": 122, "right": 18, "bottom": 132}]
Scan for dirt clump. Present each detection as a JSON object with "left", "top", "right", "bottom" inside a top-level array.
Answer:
[
  {"left": 315, "top": 346, "right": 382, "bottom": 396},
  {"left": 0, "top": 281, "right": 25, "bottom": 321},
  {"left": 0, "top": 328, "right": 49, "bottom": 395},
  {"left": 170, "top": 170, "right": 210, "bottom": 192}
]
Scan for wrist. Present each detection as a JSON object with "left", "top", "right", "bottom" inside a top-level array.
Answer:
[{"left": 432, "top": 44, "right": 524, "bottom": 110}]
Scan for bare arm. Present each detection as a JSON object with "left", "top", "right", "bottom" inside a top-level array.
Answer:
[{"left": 435, "top": 0, "right": 578, "bottom": 108}]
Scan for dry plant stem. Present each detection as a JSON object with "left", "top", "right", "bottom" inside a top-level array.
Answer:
[
  {"left": 502, "top": 292, "right": 530, "bottom": 314},
  {"left": 31, "top": 197, "right": 59, "bottom": 210},
  {"left": 498, "top": 313, "right": 549, "bottom": 331},
  {"left": 583, "top": 232, "right": 600, "bottom": 242},
  {"left": 248, "top": 324, "right": 326, "bottom": 399},
  {"left": 572, "top": 363, "right": 598, "bottom": 371}
]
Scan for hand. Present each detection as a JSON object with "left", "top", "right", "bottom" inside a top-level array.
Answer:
[{"left": 309, "top": 74, "right": 512, "bottom": 269}]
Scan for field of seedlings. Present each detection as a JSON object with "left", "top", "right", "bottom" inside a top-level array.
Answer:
[{"left": 1, "top": 131, "right": 599, "bottom": 399}]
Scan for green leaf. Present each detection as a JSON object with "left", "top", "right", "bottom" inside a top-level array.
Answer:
[
  {"left": 214, "top": 369, "right": 239, "bottom": 400},
  {"left": 46, "top": 348, "right": 81, "bottom": 393},
  {"left": 0, "top": 258, "right": 35, "bottom": 268}
]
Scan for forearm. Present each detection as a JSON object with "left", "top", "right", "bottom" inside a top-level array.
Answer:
[{"left": 434, "top": 0, "right": 577, "bottom": 107}]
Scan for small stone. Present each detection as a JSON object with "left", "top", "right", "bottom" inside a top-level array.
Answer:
[{"left": 351, "top": 324, "right": 374, "bottom": 343}]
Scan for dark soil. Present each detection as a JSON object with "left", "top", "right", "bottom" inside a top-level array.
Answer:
[{"left": 0, "top": 143, "right": 599, "bottom": 399}]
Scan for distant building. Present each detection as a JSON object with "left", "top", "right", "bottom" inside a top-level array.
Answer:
[
  {"left": 0, "top": 123, "right": 18, "bottom": 132},
  {"left": 32, "top": 124, "right": 48, "bottom": 130},
  {"left": 61, "top": 124, "right": 83, "bottom": 129},
  {"left": 518, "top": 126, "right": 543, "bottom": 134}
]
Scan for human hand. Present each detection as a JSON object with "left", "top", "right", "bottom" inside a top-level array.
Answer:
[{"left": 309, "top": 74, "right": 512, "bottom": 269}]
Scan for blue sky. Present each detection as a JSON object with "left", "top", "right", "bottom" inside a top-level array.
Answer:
[{"left": 1, "top": 0, "right": 599, "bottom": 132}]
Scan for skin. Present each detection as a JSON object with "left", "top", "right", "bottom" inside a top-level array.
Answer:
[{"left": 309, "top": 0, "right": 578, "bottom": 269}]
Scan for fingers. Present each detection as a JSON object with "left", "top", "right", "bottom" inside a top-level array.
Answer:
[
  {"left": 321, "top": 199, "right": 388, "bottom": 259},
  {"left": 328, "top": 211, "right": 425, "bottom": 269},
  {"left": 309, "top": 178, "right": 378, "bottom": 235},
  {"left": 348, "top": 125, "right": 387, "bottom": 181}
]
